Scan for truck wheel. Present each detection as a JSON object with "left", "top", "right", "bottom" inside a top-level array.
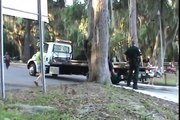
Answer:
[
  {"left": 29, "top": 63, "right": 36, "bottom": 76},
  {"left": 52, "top": 74, "right": 58, "bottom": 77}
]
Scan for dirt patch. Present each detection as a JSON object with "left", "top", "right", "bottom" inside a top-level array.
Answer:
[{"left": 4, "top": 82, "right": 179, "bottom": 120}]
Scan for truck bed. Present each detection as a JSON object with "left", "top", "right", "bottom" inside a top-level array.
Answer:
[
  {"left": 49, "top": 61, "right": 155, "bottom": 82},
  {"left": 49, "top": 60, "right": 88, "bottom": 75},
  {"left": 113, "top": 62, "right": 156, "bottom": 82}
]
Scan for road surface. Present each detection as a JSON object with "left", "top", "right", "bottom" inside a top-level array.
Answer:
[{"left": 0, "top": 62, "right": 86, "bottom": 90}]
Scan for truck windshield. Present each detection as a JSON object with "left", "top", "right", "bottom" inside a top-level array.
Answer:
[{"left": 53, "top": 45, "right": 70, "bottom": 53}]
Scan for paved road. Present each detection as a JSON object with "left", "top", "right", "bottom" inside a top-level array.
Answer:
[
  {"left": 0, "top": 62, "right": 179, "bottom": 103},
  {"left": 0, "top": 62, "right": 86, "bottom": 90}
]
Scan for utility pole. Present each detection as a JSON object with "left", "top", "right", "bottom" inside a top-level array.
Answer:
[
  {"left": 0, "top": 0, "right": 5, "bottom": 99},
  {"left": 38, "top": 0, "right": 46, "bottom": 93}
]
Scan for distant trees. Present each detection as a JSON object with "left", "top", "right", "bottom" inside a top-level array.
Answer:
[{"left": 3, "top": 0, "right": 178, "bottom": 68}]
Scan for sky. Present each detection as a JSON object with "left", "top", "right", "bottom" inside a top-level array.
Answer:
[
  {"left": 65, "top": 0, "right": 84, "bottom": 6},
  {"left": 65, "top": 0, "right": 73, "bottom": 6},
  {"left": 53, "top": 0, "right": 84, "bottom": 6}
]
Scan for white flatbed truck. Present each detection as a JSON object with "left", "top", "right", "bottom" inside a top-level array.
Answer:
[{"left": 27, "top": 40, "right": 88, "bottom": 77}]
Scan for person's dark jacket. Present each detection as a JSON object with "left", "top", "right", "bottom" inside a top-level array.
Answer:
[{"left": 125, "top": 46, "right": 142, "bottom": 66}]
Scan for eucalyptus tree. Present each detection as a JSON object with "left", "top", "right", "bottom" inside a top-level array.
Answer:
[
  {"left": 3, "top": 15, "right": 44, "bottom": 62},
  {"left": 108, "top": 0, "right": 178, "bottom": 65},
  {"left": 161, "top": 0, "right": 179, "bottom": 62},
  {"left": 86, "top": 0, "right": 111, "bottom": 84},
  {"left": 109, "top": 0, "right": 129, "bottom": 61},
  {"left": 48, "top": 0, "right": 65, "bottom": 40},
  {"left": 129, "top": 0, "right": 138, "bottom": 46},
  {"left": 137, "top": 0, "right": 161, "bottom": 63},
  {"left": 48, "top": 0, "right": 87, "bottom": 58},
  {"left": 22, "top": 19, "right": 31, "bottom": 62},
  {"left": 137, "top": 0, "right": 179, "bottom": 65},
  {"left": 3, "top": 16, "right": 26, "bottom": 60}
]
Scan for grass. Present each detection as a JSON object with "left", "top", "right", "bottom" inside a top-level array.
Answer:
[
  {"left": 0, "top": 105, "right": 26, "bottom": 120},
  {"left": 143, "top": 73, "right": 178, "bottom": 86},
  {"left": 0, "top": 79, "right": 178, "bottom": 120},
  {"left": 154, "top": 73, "right": 178, "bottom": 86}
]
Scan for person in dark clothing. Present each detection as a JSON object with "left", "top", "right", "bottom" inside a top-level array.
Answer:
[
  {"left": 124, "top": 41, "right": 143, "bottom": 89},
  {"left": 4, "top": 52, "right": 11, "bottom": 69},
  {"left": 108, "top": 57, "right": 120, "bottom": 84}
]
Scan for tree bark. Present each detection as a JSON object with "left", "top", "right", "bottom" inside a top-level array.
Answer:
[
  {"left": 109, "top": 0, "right": 115, "bottom": 30},
  {"left": 152, "top": 31, "right": 160, "bottom": 65},
  {"left": 129, "top": 0, "right": 138, "bottom": 46},
  {"left": 86, "top": 0, "right": 111, "bottom": 84},
  {"left": 22, "top": 19, "right": 31, "bottom": 62}
]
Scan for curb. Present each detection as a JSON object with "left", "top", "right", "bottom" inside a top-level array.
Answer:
[
  {"left": 138, "top": 83, "right": 178, "bottom": 90},
  {"left": 113, "top": 83, "right": 179, "bottom": 103},
  {"left": 117, "top": 81, "right": 178, "bottom": 91},
  {"left": 10, "top": 62, "right": 27, "bottom": 66}
]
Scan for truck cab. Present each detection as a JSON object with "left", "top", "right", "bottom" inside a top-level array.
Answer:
[{"left": 27, "top": 40, "right": 73, "bottom": 76}]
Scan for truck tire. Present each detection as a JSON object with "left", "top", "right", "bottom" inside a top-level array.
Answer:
[{"left": 29, "top": 63, "right": 36, "bottom": 76}]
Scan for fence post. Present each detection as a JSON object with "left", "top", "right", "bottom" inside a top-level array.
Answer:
[{"left": 164, "top": 73, "right": 167, "bottom": 85}]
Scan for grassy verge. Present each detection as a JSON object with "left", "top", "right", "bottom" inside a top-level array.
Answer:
[
  {"left": 154, "top": 73, "right": 178, "bottom": 86},
  {"left": 0, "top": 83, "right": 178, "bottom": 120},
  {"left": 143, "top": 73, "right": 178, "bottom": 86}
]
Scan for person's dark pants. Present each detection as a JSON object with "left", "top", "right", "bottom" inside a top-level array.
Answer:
[
  {"left": 127, "top": 63, "right": 139, "bottom": 89},
  {"left": 111, "top": 72, "right": 121, "bottom": 84},
  {"left": 5, "top": 61, "right": 10, "bottom": 69}
]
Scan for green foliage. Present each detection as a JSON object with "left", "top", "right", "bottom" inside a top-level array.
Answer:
[
  {"left": 153, "top": 73, "right": 177, "bottom": 86},
  {"left": 0, "top": 105, "right": 74, "bottom": 120},
  {"left": 62, "top": 3, "right": 86, "bottom": 23},
  {"left": 109, "top": 32, "right": 128, "bottom": 60},
  {"left": 60, "top": 3, "right": 87, "bottom": 39},
  {"left": 2, "top": 0, "right": 178, "bottom": 62},
  {"left": 138, "top": 24, "right": 151, "bottom": 55},
  {"left": 48, "top": 2, "right": 87, "bottom": 57},
  {"left": 138, "top": 25, "right": 147, "bottom": 42},
  {"left": 113, "top": 0, "right": 128, "bottom": 10},
  {"left": 0, "top": 106, "right": 25, "bottom": 120},
  {"left": 142, "top": 99, "right": 177, "bottom": 120},
  {"left": 24, "top": 111, "right": 75, "bottom": 120},
  {"left": 0, "top": 82, "right": 178, "bottom": 120}
]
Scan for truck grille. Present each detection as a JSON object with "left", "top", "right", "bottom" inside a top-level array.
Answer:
[{"left": 53, "top": 57, "right": 70, "bottom": 62}]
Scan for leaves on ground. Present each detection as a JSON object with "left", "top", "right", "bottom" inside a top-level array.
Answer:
[{"left": 2, "top": 82, "right": 179, "bottom": 120}]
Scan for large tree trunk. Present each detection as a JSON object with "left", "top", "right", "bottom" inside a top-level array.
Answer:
[
  {"left": 158, "top": 0, "right": 165, "bottom": 69},
  {"left": 163, "top": 20, "right": 179, "bottom": 61},
  {"left": 152, "top": 31, "right": 160, "bottom": 65},
  {"left": 17, "top": 40, "right": 23, "bottom": 61},
  {"left": 129, "top": 0, "right": 138, "bottom": 46},
  {"left": 22, "top": 19, "right": 31, "bottom": 63},
  {"left": 86, "top": 0, "right": 111, "bottom": 84}
]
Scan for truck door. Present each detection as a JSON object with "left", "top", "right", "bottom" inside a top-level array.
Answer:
[{"left": 43, "top": 43, "right": 49, "bottom": 65}]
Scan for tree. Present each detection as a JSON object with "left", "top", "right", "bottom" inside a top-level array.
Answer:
[
  {"left": 22, "top": 19, "right": 31, "bottom": 62},
  {"left": 86, "top": 0, "right": 111, "bottom": 84},
  {"left": 129, "top": 0, "right": 138, "bottom": 46}
]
